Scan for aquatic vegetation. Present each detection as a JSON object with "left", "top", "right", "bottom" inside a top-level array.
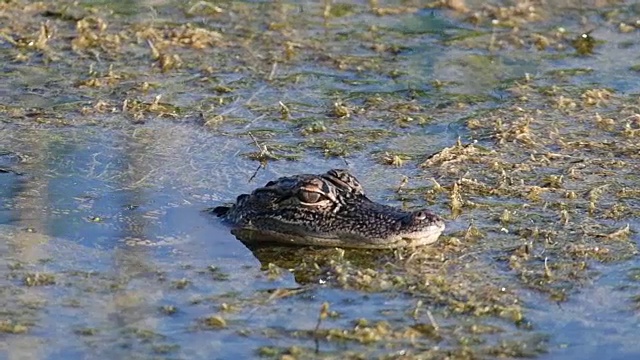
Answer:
[{"left": 1, "top": 0, "right": 639, "bottom": 358}]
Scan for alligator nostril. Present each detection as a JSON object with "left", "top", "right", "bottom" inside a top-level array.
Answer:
[
  {"left": 399, "top": 211, "right": 431, "bottom": 227},
  {"left": 414, "top": 211, "right": 428, "bottom": 221}
]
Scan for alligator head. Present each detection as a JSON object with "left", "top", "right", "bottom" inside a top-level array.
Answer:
[{"left": 211, "top": 169, "right": 445, "bottom": 249}]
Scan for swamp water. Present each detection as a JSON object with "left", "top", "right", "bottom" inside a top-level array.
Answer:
[{"left": 1, "top": 0, "right": 640, "bottom": 359}]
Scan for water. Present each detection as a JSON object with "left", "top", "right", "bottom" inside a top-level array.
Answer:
[
  {"left": 2, "top": 0, "right": 640, "bottom": 359},
  {"left": 0, "top": 124, "right": 453, "bottom": 359}
]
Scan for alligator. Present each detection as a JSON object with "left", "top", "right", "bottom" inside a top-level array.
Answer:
[{"left": 211, "top": 169, "right": 445, "bottom": 249}]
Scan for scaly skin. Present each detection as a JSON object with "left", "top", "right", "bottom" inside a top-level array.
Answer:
[{"left": 212, "top": 169, "right": 445, "bottom": 249}]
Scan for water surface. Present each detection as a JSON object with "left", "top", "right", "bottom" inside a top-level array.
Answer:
[{"left": 1, "top": 0, "right": 640, "bottom": 359}]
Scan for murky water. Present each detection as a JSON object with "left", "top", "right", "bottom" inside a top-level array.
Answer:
[
  {"left": 2, "top": 0, "right": 640, "bottom": 359},
  {"left": 0, "top": 124, "right": 456, "bottom": 359}
]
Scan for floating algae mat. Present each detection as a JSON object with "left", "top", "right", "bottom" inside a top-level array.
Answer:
[{"left": 1, "top": 0, "right": 639, "bottom": 358}]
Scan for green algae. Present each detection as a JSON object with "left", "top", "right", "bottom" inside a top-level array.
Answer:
[
  {"left": 23, "top": 273, "right": 56, "bottom": 286},
  {"left": 1, "top": 0, "right": 639, "bottom": 359}
]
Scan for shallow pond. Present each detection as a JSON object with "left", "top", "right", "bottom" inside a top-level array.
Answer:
[{"left": 1, "top": 0, "right": 640, "bottom": 359}]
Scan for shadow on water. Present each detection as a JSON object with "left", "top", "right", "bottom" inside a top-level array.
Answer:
[{"left": 245, "top": 243, "right": 390, "bottom": 283}]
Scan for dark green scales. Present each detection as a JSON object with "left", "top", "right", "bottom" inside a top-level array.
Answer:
[{"left": 213, "top": 169, "right": 444, "bottom": 249}]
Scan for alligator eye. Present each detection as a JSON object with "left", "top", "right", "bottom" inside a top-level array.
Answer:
[{"left": 297, "top": 191, "right": 323, "bottom": 204}]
